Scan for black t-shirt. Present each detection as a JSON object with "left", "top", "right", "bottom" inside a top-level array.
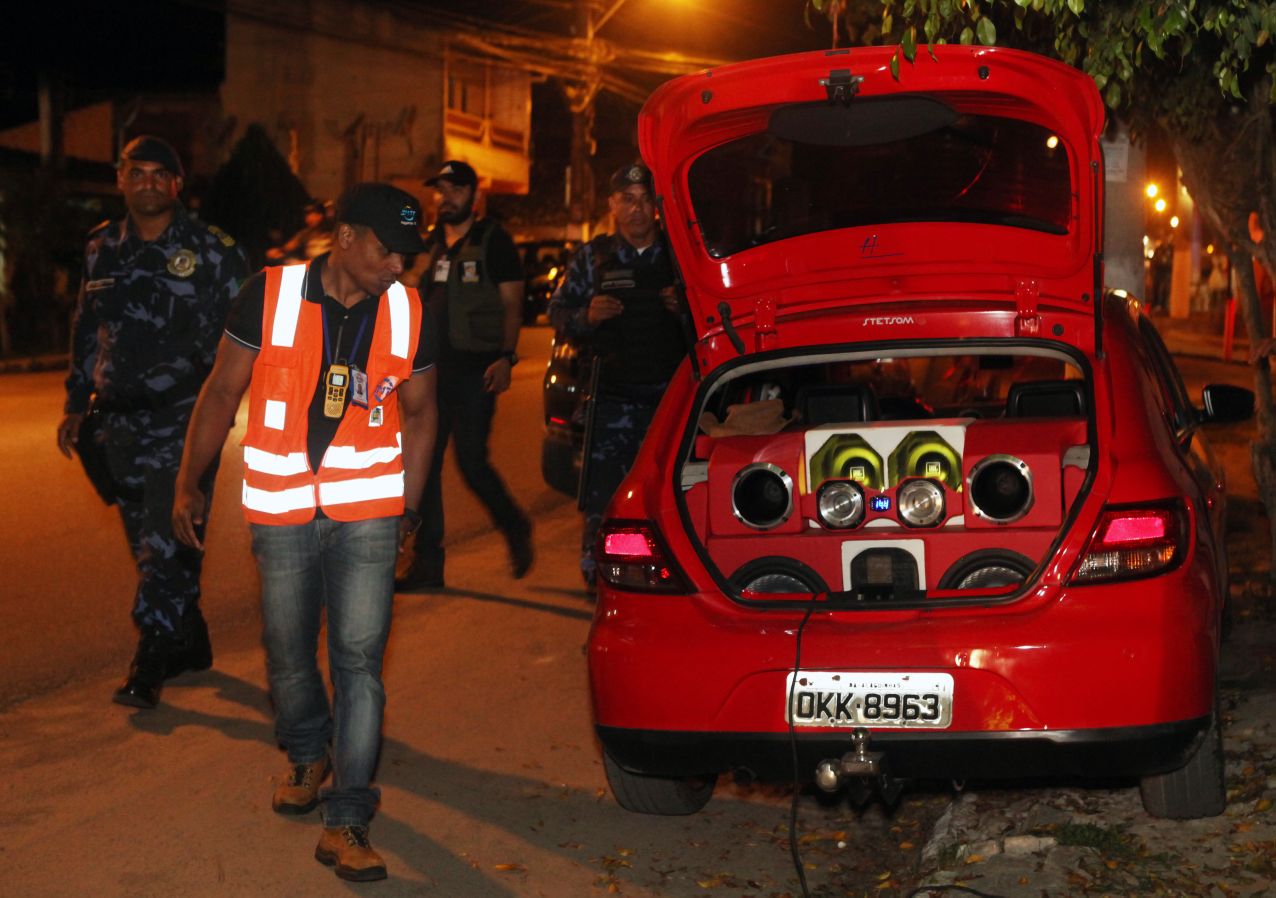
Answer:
[
  {"left": 422, "top": 218, "right": 523, "bottom": 375},
  {"left": 225, "top": 254, "right": 437, "bottom": 471}
]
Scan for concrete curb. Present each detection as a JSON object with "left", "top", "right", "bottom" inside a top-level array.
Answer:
[{"left": 0, "top": 353, "right": 68, "bottom": 374}]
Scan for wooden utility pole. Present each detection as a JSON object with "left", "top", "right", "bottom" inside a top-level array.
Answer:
[{"left": 568, "top": 0, "right": 601, "bottom": 233}]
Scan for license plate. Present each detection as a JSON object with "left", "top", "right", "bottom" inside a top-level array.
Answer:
[{"left": 785, "top": 671, "right": 954, "bottom": 729}]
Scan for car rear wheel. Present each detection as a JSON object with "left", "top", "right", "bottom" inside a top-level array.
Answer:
[
  {"left": 1139, "top": 693, "right": 1226, "bottom": 819},
  {"left": 603, "top": 751, "right": 717, "bottom": 816}
]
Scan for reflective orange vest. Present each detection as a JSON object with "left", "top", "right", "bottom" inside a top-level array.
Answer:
[{"left": 241, "top": 262, "right": 422, "bottom": 525}]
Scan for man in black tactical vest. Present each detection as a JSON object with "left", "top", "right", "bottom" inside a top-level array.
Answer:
[
  {"left": 397, "top": 160, "right": 533, "bottom": 590},
  {"left": 548, "top": 162, "right": 688, "bottom": 590}
]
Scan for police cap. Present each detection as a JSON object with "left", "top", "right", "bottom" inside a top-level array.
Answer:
[
  {"left": 335, "top": 182, "right": 428, "bottom": 255},
  {"left": 609, "top": 162, "right": 652, "bottom": 195},
  {"left": 118, "top": 135, "right": 184, "bottom": 178}
]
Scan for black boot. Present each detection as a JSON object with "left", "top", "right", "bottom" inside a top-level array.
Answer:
[
  {"left": 113, "top": 628, "right": 181, "bottom": 709},
  {"left": 396, "top": 550, "right": 445, "bottom": 591},
  {"left": 506, "top": 519, "right": 534, "bottom": 580},
  {"left": 166, "top": 610, "right": 213, "bottom": 679}
]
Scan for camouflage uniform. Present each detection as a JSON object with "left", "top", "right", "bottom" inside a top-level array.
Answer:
[
  {"left": 65, "top": 204, "right": 248, "bottom": 636},
  {"left": 549, "top": 235, "right": 685, "bottom": 583}
]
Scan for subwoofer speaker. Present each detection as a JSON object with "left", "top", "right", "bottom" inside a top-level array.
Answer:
[
  {"left": 967, "top": 455, "right": 1033, "bottom": 523},
  {"left": 730, "top": 557, "right": 829, "bottom": 595},
  {"left": 731, "top": 463, "right": 793, "bottom": 530},
  {"left": 939, "top": 549, "right": 1036, "bottom": 590}
]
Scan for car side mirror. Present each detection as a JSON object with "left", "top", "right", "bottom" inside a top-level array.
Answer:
[{"left": 1198, "top": 383, "right": 1254, "bottom": 424}]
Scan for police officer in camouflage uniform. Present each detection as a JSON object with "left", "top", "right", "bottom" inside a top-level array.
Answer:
[
  {"left": 548, "top": 162, "right": 687, "bottom": 588},
  {"left": 56, "top": 136, "right": 249, "bottom": 709}
]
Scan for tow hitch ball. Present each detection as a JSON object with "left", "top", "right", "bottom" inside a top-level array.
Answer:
[{"left": 814, "top": 728, "right": 904, "bottom": 803}]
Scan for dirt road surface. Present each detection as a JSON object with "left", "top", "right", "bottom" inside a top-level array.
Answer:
[{"left": 2, "top": 337, "right": 1272, "bottom": 897}]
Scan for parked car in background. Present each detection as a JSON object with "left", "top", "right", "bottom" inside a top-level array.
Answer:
[
  {"left": 587, "top": 45, "right": 1254, "bottom": 821},
  {"left": 518, "top": 239, "right": 575, "bottom": 324}
]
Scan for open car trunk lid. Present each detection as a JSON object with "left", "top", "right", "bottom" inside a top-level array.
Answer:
[{"left": 639, "top": 46, "right": 1107, "bottom": 374}]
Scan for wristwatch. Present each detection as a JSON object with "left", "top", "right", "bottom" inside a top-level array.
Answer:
[{"left": 501, "top": 350, "right": 519, "bottom": 367}]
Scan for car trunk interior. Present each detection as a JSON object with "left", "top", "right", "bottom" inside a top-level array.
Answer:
[{"left": 676, "top": 345, "right": 1094, "bottom": 606}]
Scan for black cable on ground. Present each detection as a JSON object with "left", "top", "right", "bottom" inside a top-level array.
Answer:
[
  {"left": 907, "top": 884, "right": 1006, "bottom": 897},
  {"left": 784, "top": 599, "right": 1007, "bottom": 898},
  {"left": 787, "top": 600, "right": 818, "bottom": 898}
]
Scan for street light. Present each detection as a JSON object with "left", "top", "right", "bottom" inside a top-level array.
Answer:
[
  {"left": 1154, "top": 198, "right": 1167, "bottom": 213},
  {"left": 1146, "top": 183, "right": 1159, "bottom": 199}
]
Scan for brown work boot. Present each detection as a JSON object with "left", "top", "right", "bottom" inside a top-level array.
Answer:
[
  {"left": 315, "top": 825, "right": 387, "bottom": 882},
  {"left": 271, "top": 757, "right": 330, "bottom": 815}
]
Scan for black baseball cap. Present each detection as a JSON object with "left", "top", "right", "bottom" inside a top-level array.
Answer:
[
  {"left": 425, "top": 160, "right": 478, "bottom": 189},
  {"left": 609, "top": 162, "right": 652, "bottom": 194},
  {"left": 118, "top": 135, "right": 184, "bottom": 178},
  {"left": 335, "top": 183, "right": 428, "bottom": 255}
]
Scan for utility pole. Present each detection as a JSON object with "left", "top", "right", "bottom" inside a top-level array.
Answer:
[
  {"left": 568, "top": 0, "right": 604, "bottom": 236},
  {"left": 442, "top": 0, "right": 723, "bottom": 237}
]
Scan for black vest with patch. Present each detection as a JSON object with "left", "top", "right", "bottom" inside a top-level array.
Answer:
[{"left": 590, "top": 236, "right": 685, "bottom": 387}]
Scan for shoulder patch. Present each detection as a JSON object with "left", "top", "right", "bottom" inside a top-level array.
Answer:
[
  {"left": 206, "top": 224, "right": 236, "bottom": 247},
  {"left": 87, "top": 219, "right": 111, "bottom": 238}
]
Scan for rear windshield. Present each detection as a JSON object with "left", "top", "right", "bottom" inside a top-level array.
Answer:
[
  {"left": 703, "top": 352, "right": 1084, "bottom": 425},
  {"left": 688, "top": 114, "right": 1072, "bottom": 259}
]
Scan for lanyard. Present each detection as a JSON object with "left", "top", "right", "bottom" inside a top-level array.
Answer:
[{"left": 321, "top": 305, "right": 370, "bottom": 368}]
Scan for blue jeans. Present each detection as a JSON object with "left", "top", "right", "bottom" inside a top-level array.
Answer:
[{"left": 250, "top": 515, "right": 398, "bottom": 827}]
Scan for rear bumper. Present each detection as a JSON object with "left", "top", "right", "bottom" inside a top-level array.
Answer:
[
  {"left": 598, "top": 717, "right": 1210, "bottom": 782},
  {"left": 588, "top": 561, "right": 1221, "bottom": 782}
]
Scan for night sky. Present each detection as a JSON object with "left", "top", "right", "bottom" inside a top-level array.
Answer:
[{"left": 1, "top": 1, "right": 226, "bottom": 129}]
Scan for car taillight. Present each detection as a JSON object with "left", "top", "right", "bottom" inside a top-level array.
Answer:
[
  {"left": 596, "top": 521, "right": 689, "bottom": 593},
  {"left": 1070, "top": 504, "right": 1186, "bottom": 583}
]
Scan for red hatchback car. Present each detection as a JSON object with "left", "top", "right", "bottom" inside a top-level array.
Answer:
[{"left": 587, "top": 45, "right": 1253, "bottom": 820}]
